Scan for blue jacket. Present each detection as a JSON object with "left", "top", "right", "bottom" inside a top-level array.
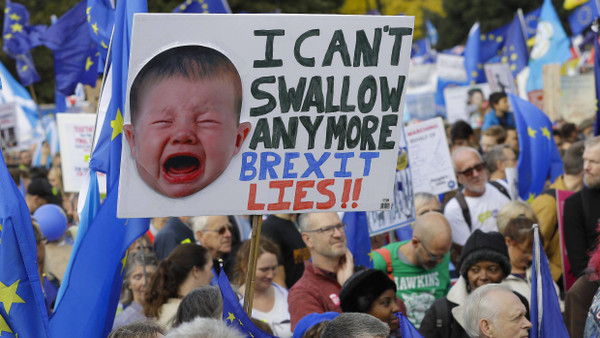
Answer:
[{"left": 481, "top": 109, "right": 516, "bottom": 130}]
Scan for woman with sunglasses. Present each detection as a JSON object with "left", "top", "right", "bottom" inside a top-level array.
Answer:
[
  {"left": 233, "top": 238, "right": 292, "bottom": 337},
  {"left": 144, "top": 243, "right": 213, "bottom": 329}
]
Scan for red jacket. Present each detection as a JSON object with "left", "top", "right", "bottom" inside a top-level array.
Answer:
[{"left": 288, "top": 261, "right": 342, "bottom": 330}]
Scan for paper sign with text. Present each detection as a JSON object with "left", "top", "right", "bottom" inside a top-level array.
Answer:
[
  {"left": 117, "top": 14, "right": 414, "bottom": 217},
  {"left": 57, "top": 113, "right": 107, "bottom": 193},
  {"left": 405, "top": 117, "right": 456, "bottom": 195},
  {"left": 0, "top": 103, "right": 18, "bottom": 149}
]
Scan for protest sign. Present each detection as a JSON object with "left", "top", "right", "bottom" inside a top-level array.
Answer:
[
  {"left": 443, "top": 84, "right": 490, "bottom": 124},
  {"left": 405, "top": 117, "right": 456, "bottom": 195},
  {"left": 436, "top": 54, "right": 467, "bottom": 83},
  {"left": 57, "top": 113, "right": 107, "bottom": 193},
  {"left": 0, "top": 103, "right": 18, "bottom": 149},
  {"left": 560, "top": 73, "right": 595, "bottom": 124},
  {"left": 366, "top": 131, "right": 415, "bottom": 235},
  {"left": 484, "top": 63, "right": 518, "bottom": 94},
  {"left": 117, "top": 14, "right": 414, "bottom": 217}
]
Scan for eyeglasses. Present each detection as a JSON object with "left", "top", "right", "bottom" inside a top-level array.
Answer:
[
  {"left": 456, "top": 162, "right": 485, "bottom": 177},
  {"left": 206, "top": 224, "right": 234, "bottom": 235},
  {"left": 416, "top": 237, "right": 445, "bottom": 262},
  {"left": 304, "top": 222, "right": 346, "bottom": 235}
]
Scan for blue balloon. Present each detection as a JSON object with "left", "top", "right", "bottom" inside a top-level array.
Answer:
[{"left": 34, "top": 204, "right": 68, "bottom": 242}]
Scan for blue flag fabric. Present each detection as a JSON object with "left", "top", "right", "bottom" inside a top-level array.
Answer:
[
  {"left": 2, "top": 0, "right": 45, "bottom": 56},
  {"left": 0, "top": 148, "right": 49, "bottom": 337},
  {"left": 42, "top": 0, "right": 98, "bottom": 96},
  {"left": 508, "top": 93, "right": 563, "bottom": 201},
  {"left": 426, "top": 20, "right": 438, "bottom": 47},
  {"left": 568, "top": 0, "right": 599, "bottom": 36},
  {"left": 173, "top": 0, "right": 231, "bottom": 13},
  {"left": 218, "top": 270, "right": 277, "bottom": 338},
  {"left": 526, "top": 0, "right": 572, "bottom": 92},
  {"left": 524, "top": 8, "right": 542, "bottom": 40},
  {"left": 530, "top": 226, "right": 569, "bottom": 337},
  {"left": 343, "top": 211, "right": 373, "bottom": 268},
  {"left": 14, "top": 52, "right": 40, "bottom": 87},
  {"left": 464, "top": 22, "right": 485, "bottom": 84},
  {"left": 87, "top": 0, "right": 114, "bottom": 66},
  {"left": 501, "top": 15, "right": 529, "bottom": 77},
  {"left": 595, "top": 33, "right": 600, "bottom": 137},
  {"left": 395, "top": 312, "right": 424, "bottom": 338},
  {"left": 48, "top": 0, "right": 150, "bottom": 336}
]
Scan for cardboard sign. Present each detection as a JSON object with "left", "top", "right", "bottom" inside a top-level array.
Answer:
[
  {"left": 57, "top": 113, "right": 107, "bottom": 193},
  {"left": 560, "top": 73, "right": 595, "bottom": 124},
  {"left": 405, "top": 117, "right": 456, "bottom": 195},
  {"left": 366, "top": 131, "right": 415, "bottom": 235},
  {"left": 0, "top": 103, "right": 17, "bottom": 149},
  {"left": 117, "top": 14, "right": 414, "bottom": 217}
]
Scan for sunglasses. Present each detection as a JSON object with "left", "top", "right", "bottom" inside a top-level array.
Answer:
[
  {"left": 206, "top": 224, "right": 234, "bottom": 235},
  {"left": 456, "top": 162, "right": 485, "bottom": 178}
]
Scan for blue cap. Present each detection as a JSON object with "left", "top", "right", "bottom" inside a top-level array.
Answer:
[{"left": 292, "top": 312, "right": 339, "bottom": 338}]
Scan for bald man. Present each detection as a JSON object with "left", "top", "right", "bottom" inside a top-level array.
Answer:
[{"left": 372, "top": 212, "right": 453, "bottom": 328}]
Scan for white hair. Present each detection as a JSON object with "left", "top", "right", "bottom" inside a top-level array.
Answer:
[
  {"left": 451, "top": 146, "right": 482, "bottom": 171},
  {"left": 189, "top": 216, "right": 210, "bottom": 233},
  {"left": 165, "top": 317, "right": 244, "bottom": 338},
  {"left": 462, "top": 284, "right": 511, "bottom": 338}
]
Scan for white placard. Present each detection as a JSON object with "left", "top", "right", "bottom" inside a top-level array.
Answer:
[
  {"left": 57, "top": 113, "right": 107, "bottom": 193},
  {"left": 443, "top": 84, "right": 491, "bottom": 124},
  {"left": 436, "top": 54, "right": 467, "bottom": 82},
  {"left": 0, "top": 103, "right": 18, "bottom": 149},
  {"left": 483, "top": 63, "right": 518, "bottom": 94},
  {"left": 405, "top": 117, "right": 457, "bottom": 195},
  {"left": 118, "top": 14, "right": 414, "bottom": 217}
]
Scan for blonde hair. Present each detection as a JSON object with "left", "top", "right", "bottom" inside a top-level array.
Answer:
[{"left": 496, "top": 201, "right": 538, "bottom": 235}]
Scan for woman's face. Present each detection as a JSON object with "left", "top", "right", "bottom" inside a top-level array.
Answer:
[
  {"left": 367, "top": 289, "right": 401, "bottom": 332},
  {"left": 255, "top": 252, "right": 278, "bottom": 291},
  {"left": 467, "top": 260, "right": 504, "bottom": 291},
  {"left": 129, "top": 264, "right": 156, "bottom": 305}
]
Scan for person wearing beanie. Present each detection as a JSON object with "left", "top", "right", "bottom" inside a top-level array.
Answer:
[
  {"left": 339, "top": 269, "right": 407, "bottom": 337},
  {"left": 420, "top": 230, "right": 512, "bottom": 338}
]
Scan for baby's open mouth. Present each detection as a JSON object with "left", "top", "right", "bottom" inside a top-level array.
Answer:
[{"left": 162, "top": 155, "right": 202, "bottom": 183}]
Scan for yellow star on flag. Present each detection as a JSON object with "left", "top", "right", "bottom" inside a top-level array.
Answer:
[
  {"left": 4, "top": 8, "right": 9, "bottom": 14},
  {"left": 368, "top": 252, "right": 373, "bottom": 261},
  {"left": 471, "top": 71, "right": 478, "bottom": 77},
  {"left": 226, "top": 312, "right": 236, "bottom": 323},
  {"left": 0, "top": 280, "right": 25, "bottom": 315},
  {"left": 10, "top": 22, "right": 23, "bottom": 33},
  {"left": 9, "top": 13, "right": 20, "bottom": 21},
  {"left": 496, "top": 36, "right": 503, "bottom": 43},
  {"left": 0, "top": 314, "right": 13, "bottom": 335},
  {"left": 238, "top": 319, "right": 243, "bottom": 326},
  {"left": 111, "top": 109, "right": 123, "bottom": 140},
  {"left": 20, "top": 65, "right": 28, "bottom": 72},
  {"left": 91, "top": 22, "right": 99, "bottom": 35},
  {"left": 501, "top": 56, "right": 508, "bottom": 63},
  {"left": 541, "top": 127, "right": 551, "bottom": 139},
  {"left": 87, "top": 6, "right": 91, "bottom": 15},
  {"left": 527, "top": 193, "right": 535, "bottom": 204},
  {"left": 85, "top": 57, "right": 94, "bottom": 71},
  {"left": 480, "top": 34, "right": 486, "bottom": 41},
  {"left": 510, "top": 53, "right": 517, "bottom": 61},
  {"left": 527, "top": 127, "right": 536, "bottom": 138},
  {"left": 121, "top": 251, "right": 128, "bottom": 275},
  {"left": 101, "top": 40, "right": 108, "bottom": 49},
  {"left": 4, "top": 33, "right": 11, "bottom": 40},
  {"left": 510, "top": 64, "right": 516, "bottom": 71}
]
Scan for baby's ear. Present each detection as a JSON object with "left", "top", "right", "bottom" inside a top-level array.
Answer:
[
  {"left": 233, "top": 121, "right": 252, "bottom": 155},
  {"left": 123, "top": 124, "right": 137, "bottom": 158}
]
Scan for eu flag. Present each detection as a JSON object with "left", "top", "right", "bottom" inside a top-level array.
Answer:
[
  {"left": 500, "top": 15, "right": 529, "bottom": 77},
  {"left": 524, "top": 8, "right": 542, "bottom": 40},
  {"left": 568, "top": 0, "right": 599, "bottom": 35},
  {"left": 343, "top": 211, "right": 373, "bottom": 268},
  {"left": 464, "top": 22, "right": 485, "bottom": 84},
  {"left": 526, "top": 0, "right": 571, "bottom": 92},
  {"left": 48, "top": 0, "right": 150, "bottom": 336},
  {"left": 41, "top": 0, "right": 98, "bottom": 96},
  {"left": 530, "top": 225, "right": 569, "bottom": 337},
  {"left": 14, "top": 52, "right": 40, "bottom": 87},
  {"left": 594, "top": 33, "right": 600, "bottom": 136},
  {"left": 0, "top": 147, "right": 49, "bottom": 336},
  {"left": 395, "top": 312, "right": 423, "bottom": 338},
  {"left": 87, "top": 0, "right": 115, "bottom": 67},
  {"left": 218, "top": 270, "right": 277, "bottom": 338},
  {"left": 508, "top": 93, "right": 563, "bottom": 202},
  {"left": 173, "top": 0, "right": 231, "bottom": 13}
]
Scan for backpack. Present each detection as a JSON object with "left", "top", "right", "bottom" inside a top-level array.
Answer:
[
  {"left": 374, "top": 247, "right": 394, "bottom": 280},
  {"left": 448, "top": 181, "right": 511, "bottom": 230}
]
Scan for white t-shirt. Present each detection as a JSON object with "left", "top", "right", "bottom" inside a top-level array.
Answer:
[
  {"left": 444, "top": 182, "right": 511, "bottom": 245},
  {"left": 239, "top": 283, "right": 292, "bottom": 338}
]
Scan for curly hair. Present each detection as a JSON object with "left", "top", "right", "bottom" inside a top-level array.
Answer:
[
  {"left": 143, "top": 243, "right": 210, "bottom": 318},
  {"left": 232, "top": 238, "right": 280, "bottom": 286}
]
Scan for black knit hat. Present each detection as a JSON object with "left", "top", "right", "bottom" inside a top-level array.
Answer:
[
  {"left": 459, "top": 229, "right": 511, "bottom": 281},
  {"left": 339, "top": 269, "right": 396, "bottom": 313}
]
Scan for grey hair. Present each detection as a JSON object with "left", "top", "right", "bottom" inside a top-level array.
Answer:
[
  {"left": 297, "top": 213, "right": 311, "bottom": 232},
  {"left": 108, "top": 320, "right": 164, "bottom": 338},
  {"left": 189, "top": 216, "right": 210, "bottom": 233},
  {"left": 321, "top": 312, "right": 390, "bottom": 338},
  {"left": 462, "top": 284, "right": 511, "bottom": 338},
  {"left": 451, "top": 146, "right": 482, "bottom": 171},
  {"left": 584, "top": 135, "right": 600, "bottom": 149},
  {"left": 120, "top": 252, "right": 159, "bottom": 306},
  {"left": 414, "top": 192, "right": 440, "bottom": 213},
  {"left": 172, "top": 286, "right": 223, "bottom": 327},
  {"left": 165, "top": 317, "right": 244, "bottom": 338},
  {"left": 484, "top": 144, "right": 512, "bottom": 173}
]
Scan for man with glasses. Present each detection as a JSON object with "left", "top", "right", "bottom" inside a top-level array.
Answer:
[
  {"left": 444, "top": 147, "right": 511, "bottom": 248},
  {"left": 191, "top": 216, "right": 235, "bottom": 283},
  {"left": 288, "top": 212, "right": 354, "bottom": 330},
  {"left": 372, "top": 212, "right": 452, "bottom": 328}
]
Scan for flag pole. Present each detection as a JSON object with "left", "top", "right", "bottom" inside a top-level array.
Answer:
[
  {"left": 243, "top": 215, "right": 263, "bottom": 316},
  {"left": 27, "top": 84, "right": 47, "bottom": 139}
]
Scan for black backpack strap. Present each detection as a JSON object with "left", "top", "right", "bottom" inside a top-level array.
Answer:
[
  {"left": 489, "top": 180, "right": 512, "bottom": 200},
  {"left": 454, "top": 191, "right": 472, "bottom": 230}
]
